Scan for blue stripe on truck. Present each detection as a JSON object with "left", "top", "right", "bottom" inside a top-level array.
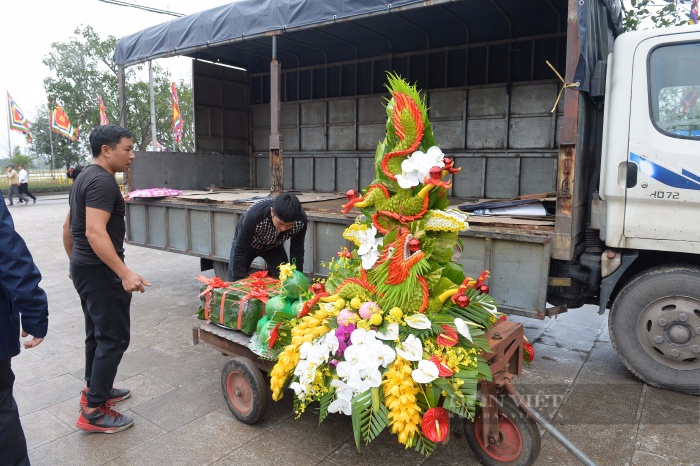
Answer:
[{"left": 630, "top": 152, "right": 700, "bottom": 191}]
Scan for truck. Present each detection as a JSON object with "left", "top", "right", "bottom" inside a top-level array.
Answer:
[{"left": 113, "top": 0, "right": 700, "bottom": 394}]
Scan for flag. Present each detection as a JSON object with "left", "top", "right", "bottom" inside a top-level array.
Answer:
[
  {"left": 693, "top": 0, "right": 699, "bottom": 24},
  {"left": 98, "top": 96, "right": 109, "bottom": 125},
  {"left": 172, "top": 82, "right": 183, "bottom": 144},
  {"left": 7, "top": 92, "right": 31, "bottom": 142},
  {"left": 51, "top": 105, "right": 79, "bottom": 140}
]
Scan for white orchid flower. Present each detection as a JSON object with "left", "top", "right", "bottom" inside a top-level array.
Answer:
[
  {"left": 361, "top": 245, "right": 380, "bottom": 270},
  {"left": 365, "top": 339, "right": 396, "bottom": 368},
  {"left": 376, "top": 323, "right": 399, "bottom": 341},
  {"left": 356, "top": 226, "right": 378, "bottom": 254},
  {"left": 349, "top": 328, "right": 377, "bottom": 346},
  {"left": 425, "top": 146, "right": 446, "bottom": 169},
  {"left": 453, "top": 318, "right": 474, "bottom": 342},
  {"left": 405, "top": 313, "right": 432, "bottom": 330},
  {"left": 328, "top": 379, "right": 354, "bottom": 415},
  {"left": 318, "top": 332, "right": 340, "bottom": 357},
  {"left": 412, "top": 359, "right": 440, "bottom": 384},
  {"left": 299, "top": 342, "right": 313, "bottom": 360},
  {"left": 396, "top": 334, "right": 423, "bottom": 361},
  {"left": 396, "top": 147, "right": 446, "bottom": 188}
]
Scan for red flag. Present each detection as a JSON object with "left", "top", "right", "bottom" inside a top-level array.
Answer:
[
  {"left": 171, "top": 82, "right": 183, "bottom": 144},
  {"left": 98, "top": 96, "right": 109, "bottom": 125}
]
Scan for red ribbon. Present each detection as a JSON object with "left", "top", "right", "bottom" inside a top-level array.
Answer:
[
  {"left": 237, "top": 287, "right": 271, "bottom": 330},
  {"left": 196, "top": 275, "right": 231, "bottom": 320}
]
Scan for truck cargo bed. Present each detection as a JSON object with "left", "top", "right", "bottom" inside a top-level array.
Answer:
[{"left": 126, "top": 188, "right": 555, "bottom": 317}]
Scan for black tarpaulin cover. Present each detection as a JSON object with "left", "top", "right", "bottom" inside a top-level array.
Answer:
[{"left": 113, "top": 0, "right": 424, "bottom": 66}]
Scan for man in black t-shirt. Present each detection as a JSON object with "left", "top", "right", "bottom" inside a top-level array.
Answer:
[
  {"left": 227, "top": 193, "right": 307, "bottom": 281},
  {"left": 62, "top": 125, "right": 150, "bottom": 433}
]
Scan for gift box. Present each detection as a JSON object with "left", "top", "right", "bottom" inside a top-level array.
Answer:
[{"left": 196, "top": 272, "right": 281, "bottom": 335}]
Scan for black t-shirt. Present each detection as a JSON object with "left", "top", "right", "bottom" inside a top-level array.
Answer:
[{"left": 69, "top": 164, "right": 126, "bottom": 266}]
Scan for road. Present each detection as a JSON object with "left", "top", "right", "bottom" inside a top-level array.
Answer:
[{"left": 6, "top": 195, "right": 699, "bottom": 465}]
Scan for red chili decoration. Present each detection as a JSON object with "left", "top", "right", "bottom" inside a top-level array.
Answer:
[
  {"left": 311, "top": 283, "right": 325, "bottom": 294},
  {"left": 422, "top": 407, "right": 449, "bottom": 443},
  {"left": 408, "top": 238, "right": 421, "bottom": 252},
  {"left": 455, "top": 294, "right": 470, "bottom": 308},
  {"left": 346, "top": 189, "right": 358, "bottom": 200},
  {"left": 269, "top": 322, "right": 284, "bottom": 349},
  {"left": 524, "top": 342, "right": 535, "bottom": 361},
  {"left": 477, "top": 284, "right": 490, "bottom": 294},
  {"left": 429, "top": 355, "right": 454, "bottom": 377},
  {"left": 436, "top": 325, "right": 458, "bottom": 347}
]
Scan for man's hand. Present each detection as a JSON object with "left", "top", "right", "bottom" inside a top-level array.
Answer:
[
  {"left": 21, "top": 330, "right": 44, "bottom": 349},
  {"left": 120, "top": 270, "right": 151, "bottom": 293}
]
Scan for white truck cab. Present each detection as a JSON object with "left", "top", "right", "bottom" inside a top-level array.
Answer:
[{"left": 596, "top": 26, "right": 700, "bottom": 393}]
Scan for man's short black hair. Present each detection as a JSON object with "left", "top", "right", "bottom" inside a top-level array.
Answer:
[
  {"left": 7, "top": 165, "right": 13, "bottom": 170},
  {"left": 272, "top": 193, "right": 302, "bottom": 222},
  {"left": 89, "top": 125, "right": 133, "bottom": 157}
]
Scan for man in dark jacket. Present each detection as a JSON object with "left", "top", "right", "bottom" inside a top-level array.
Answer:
[
  {"left": 0, "top": 191, "right": 49, "bottom": 466},
  {"left": 227, "top": 193, "right": 307, "bottom": 281}
]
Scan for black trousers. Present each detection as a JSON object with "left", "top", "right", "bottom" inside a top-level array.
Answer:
[
  {"left": 18, "top": 184, "right": 36, "bottom": 201},
  {"left": 0, "top": 359, "right": 29, "bottom": 466},
  {"left": 70, "top": 263, "right": 132, "bottom": 408},
  {"left": 227, "top": 239, "right": 288, "bottom": 281}
]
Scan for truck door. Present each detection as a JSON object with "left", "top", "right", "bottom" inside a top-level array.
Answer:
[{"left": 625, "top": 35, "right": 700, "bottom": 241}]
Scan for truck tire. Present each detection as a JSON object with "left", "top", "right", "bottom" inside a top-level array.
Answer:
[
  {"left": 609, "top": 265, "right": 700, "bottom": 394},
  {"left": 213, "top": 260, "right": 229, "bottom": 280}
]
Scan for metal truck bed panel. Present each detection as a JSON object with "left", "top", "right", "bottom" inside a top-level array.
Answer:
[{"left": 126, "top": 197, "right": 553, "bottom": 318}]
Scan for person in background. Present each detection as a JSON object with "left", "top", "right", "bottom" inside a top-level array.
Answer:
[
  {"left": 66, "top": 164, "right": 84, "bottom": 181},
  {"left": 0, "top": 190, "right": 49, "bottom": 465},
  {"left": 63, "top": 125, "right": 150, "bottom": 433},
  {"left": 227, "top": 193, "right": 307, "bottom": 281},
  {"left": 5, "top": 166, "right": 28, "bottom": 206},
  {"left": 17, "top": 165, "right": 37, "bottom": 204}
]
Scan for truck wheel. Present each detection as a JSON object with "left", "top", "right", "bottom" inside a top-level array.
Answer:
[
  {"left": 213, "top": 260, "right": 229, "bottom": 280},
  {"left": 463, "top": 395, "right": 541, "bottom": 466},
  {"left": 609, "top": 266, "right": 700, "bottom": 394},
  {"left": 221, "top": 357, "right": 269, "bottom": 424}
]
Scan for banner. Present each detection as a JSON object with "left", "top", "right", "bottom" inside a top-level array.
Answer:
[
  {"left": 7, "top": 92, "right": 31, "bottom": 142},
  {"left": 50, "top": 105, "right": 79, "bottom": 140},
  {"left": 171, "top": 82, "right": 183, "bottom": 144},
  {"left": 692, "top": 0, "right": 699, "bottom": 25},
  {"left": 98, "top": 96, "right": 109, "bottom": 126}
]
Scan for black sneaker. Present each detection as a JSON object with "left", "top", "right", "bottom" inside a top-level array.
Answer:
[
  {"left": 80, "top": 387, "right": 131, "bottom": 407},
  {"left": 76, "top": 402, "right": 134, "bottom": 433}
]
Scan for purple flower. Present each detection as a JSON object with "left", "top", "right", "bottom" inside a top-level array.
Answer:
[
  {"left": 335, "top": 323, "right": 355, "bottom": 358},
  {"left": 329, "top": 359, "right": 339, "bottom": 369}
]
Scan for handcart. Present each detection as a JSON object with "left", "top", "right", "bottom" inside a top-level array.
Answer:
[{"left": 193, "top": 320, "right": 596, "bottom": 466}]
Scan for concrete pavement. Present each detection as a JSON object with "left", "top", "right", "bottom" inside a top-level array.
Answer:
[{"left": 6, "top": 196, "right": 699, "bottom": 465}]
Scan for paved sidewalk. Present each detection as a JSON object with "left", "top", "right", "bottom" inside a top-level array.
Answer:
[{"left": 7, "top": 198, "right": 699, "bottom": 465}]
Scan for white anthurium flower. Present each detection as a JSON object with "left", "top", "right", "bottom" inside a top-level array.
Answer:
[
  {"left": 412, "top": 359, "right": 440, "bottom": 384},
  {"left": 405, "top": 313, "right": 432, "bottom": 330},
  {"left": 376, "top": 323, "right": 399, "bottom": 341},
  {"left": 481, "top": 304, "right": 499, "bottom": 315},
  {"left": 453, "top": 318, "right": 474, "bottom": 342},
  {"left": 396, "top": 334, "right": 423, "bottom": 361}
]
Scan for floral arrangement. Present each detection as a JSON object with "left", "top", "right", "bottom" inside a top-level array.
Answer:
[{"left": 265, "top": 74, "right": 502, "bottom": 457}]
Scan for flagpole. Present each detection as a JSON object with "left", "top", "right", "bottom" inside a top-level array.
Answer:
[
  {"left": 48, "top": 106, "right": 55, "bottom": 179},
  {"left": 6, "top": 91, "right": 11, "bottom": 158}
]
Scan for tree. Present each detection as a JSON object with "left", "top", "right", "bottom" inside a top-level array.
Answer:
[
  {"left": 622, "top": 0, "right": 696, "bottom": 32},
  {"left": 9, "top": 146, "right": 36, "bottom": 169},
  {"left": 28, "top": 104, "right": 83, "bottom": 171},
  {"left": 42, "top": 25, "right": 194, "bottom": 152}
]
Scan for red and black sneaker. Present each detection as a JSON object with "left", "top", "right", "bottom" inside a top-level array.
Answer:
[
  {"left": 79, "top": 387, "right": 131, "bottom": 407},
  {"left": 76, "top": 402, "right": 134, "bottom": 433}
]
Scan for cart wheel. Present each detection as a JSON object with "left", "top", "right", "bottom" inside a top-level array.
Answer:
[
  {"left": 463, "top": 395, "right": 541, "bottom": 466},
  {"left": 221, "top": 357, "right": 268, "bottom": 424}
]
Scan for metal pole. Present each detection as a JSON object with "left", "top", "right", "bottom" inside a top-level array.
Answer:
[
  {"left": 6, "top": 93, "right": 11, "bottom": 158},
  {"left": 118, "top": 65, "right": 127, "bottom": 128},
  {"left": 269, "top": 35, "right": 283, "bottom": 195},
  {"left": 48, "top": 106, "right": 55, "bottom": 178},
  {"left": 149, "top": 61, "right": 157, "bottom": 151}
]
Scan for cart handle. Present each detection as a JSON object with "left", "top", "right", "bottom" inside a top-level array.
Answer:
[{"left": 504, "top": 382, "right": 597, "bottom": 466}]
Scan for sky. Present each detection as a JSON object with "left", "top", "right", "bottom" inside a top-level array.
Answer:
[{"left": 0, "top": 0, "right": 233, "bottom": 156}]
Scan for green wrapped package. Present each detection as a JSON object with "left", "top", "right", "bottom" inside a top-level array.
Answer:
[
  {"left": 281, "top": 270, "right": 309, "bottom": 299},
  {"left": 196, "top": 277, "right": 281, "bottom": 334}
]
